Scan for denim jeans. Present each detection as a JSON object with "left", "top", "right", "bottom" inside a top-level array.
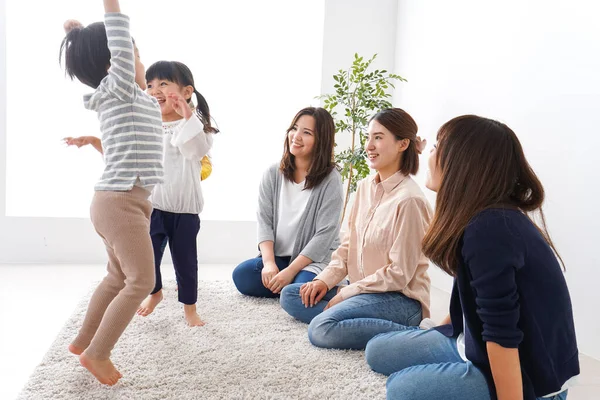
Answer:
[
  {"left": 365, "top": 328, "right": 569, "bottom": 400},
  {"left": 232, "top": 256, "right": 316, "bottom": 298},
  {"left": 280, "top": 283, "right": 422, "bottom": 350}
]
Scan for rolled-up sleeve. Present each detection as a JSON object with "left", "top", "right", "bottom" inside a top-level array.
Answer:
[
  {"left": 462, "top": 214, "right": 525, "bottom": 348},
  {"left": 316, "top": 228, "right": 351, "bottom": 289}
]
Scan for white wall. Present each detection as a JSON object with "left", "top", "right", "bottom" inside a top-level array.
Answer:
[
  {"left": 0, "top": 0, "right": 325, "bottom": 264},
  {"left": 394, "top": 0, "right": 600, "bottom": 359},
  {"left": 321, "top": 0, "right": 399, "bottom": 106},
  {"left": 320, "top": 0, "right": 400, "bottom": 225},
  {"left": 0, "top": 0, "right": 398, "bottom": 264},
  {"left": 5, "top": 0, "right": 325, "bottom": 221},
  {"left": 321, "top": 0, "right": 400, "bottom": 161},
  {"left": 0, "top": 0, "right": 324, "bottom": 263}
]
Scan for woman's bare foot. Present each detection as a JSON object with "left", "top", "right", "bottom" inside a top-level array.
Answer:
[
  {"left": 79, "top": 352, "right": 122, "bottom": 386},
  {"left": 137, "top": 291, "right": 163, "bottom": 316},
  {"left": 184, "top": 304, "right": 206, "bottom": 327},
  {"left": 68, "top": 344, "right": 85, "bottom": 355}
]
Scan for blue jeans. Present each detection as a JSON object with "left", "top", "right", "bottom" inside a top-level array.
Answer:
[
  {"left": 365, "top": 328, "right": 568, "bottom": 400},
  {"left": 280, "top": 283, "right": 422, "bottom": 350},
  {"left": 232, "top": 256, "right": 316, "bottom": 298}
]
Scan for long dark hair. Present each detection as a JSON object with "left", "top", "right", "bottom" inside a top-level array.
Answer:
[
  {"left": 370, "top": 108, "right": 420, "bottom": 175},
  {"left": 280, "top": 107, "right": 336, "bottom": 190},
  {"left": 59, "top": 22, "right": 111, "bottom": 89},
  {"left": 145, "top": 61, "right": 218, "bottom": 133},
  {"left": 422, "top": 115, "right": 563, "bottom": 275}
]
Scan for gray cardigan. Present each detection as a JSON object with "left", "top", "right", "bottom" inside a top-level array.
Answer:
[{"left": 257, "top": 163, "right": 343, "bottom": 275}]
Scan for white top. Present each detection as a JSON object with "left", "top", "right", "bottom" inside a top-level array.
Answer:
[
  {"left": 150, "top": 115, "right": 213, "bottom": 215},
  {"left": 273, "top": 178, "right": 312, "bottom": 257},
  {"left": 456, "top": 316, "right": 467, "bottom": 362}
]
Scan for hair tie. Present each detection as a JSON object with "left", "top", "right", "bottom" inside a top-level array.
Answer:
[
  {"left": 414, "top": 136, "right": 427, "bottom": 154},
  {"left": 64, "top": 19, "right": 83, "bottom": 34}
]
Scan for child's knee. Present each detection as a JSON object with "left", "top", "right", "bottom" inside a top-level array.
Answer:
[
  {"left": 101, "top": 273, "right": 126, "bottom": 292},
  {"left": 127, "top": 268, "right": 155, "bottom": 295},
  {"left": 138, "top": 276, "right": 155, "bottom": 295}
]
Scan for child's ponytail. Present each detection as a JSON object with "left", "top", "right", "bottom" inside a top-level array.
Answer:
[{"left": 193, "top": 90, "right": 219, "bottom": 134}]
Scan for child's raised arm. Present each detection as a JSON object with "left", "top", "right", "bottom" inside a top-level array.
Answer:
[
  {"left": 104, "top": 0, "right": 121, "bottom": 13},
  {"left": 101, "top": 0, "right": 138, "bottom": 103}
]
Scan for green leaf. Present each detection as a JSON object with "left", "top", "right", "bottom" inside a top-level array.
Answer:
[{"left": 320, "top": 53, "right": 406, "bottom": 195}]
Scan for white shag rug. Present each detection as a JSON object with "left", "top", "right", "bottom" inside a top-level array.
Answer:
[{"left": 18, "top": 280, "right": 386, "bottom": 400}]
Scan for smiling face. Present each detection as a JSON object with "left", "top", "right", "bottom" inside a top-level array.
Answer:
[
  {"left": 365, "top": 119, "right": 409, "bottom": 181},
  {"left": 287, "top": 115, "right": 316, "bottom": 161},
  {"left": 146, "top": 78, "right": 193, "bottom": 122}
]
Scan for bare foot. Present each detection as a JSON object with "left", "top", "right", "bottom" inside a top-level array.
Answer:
[
  {"left": 79, "top": 352, "right": 122, "bottom": 386},
  {"left": 68, "top": 344, "right": 85, "bottom": 355},
  {"left": 137, "top": 290, "right": 163, "bottom": 316},
  {"left": 184, "top": 304, "right": 206, "bottom": 327}
]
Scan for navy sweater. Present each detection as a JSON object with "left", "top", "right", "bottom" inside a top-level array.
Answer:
[{"left": 436, "top": 208, "right": 579, "bottom": 399}]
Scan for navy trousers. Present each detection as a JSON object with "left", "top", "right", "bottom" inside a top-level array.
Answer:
[{"left": 150, "top": 209, "right": 200, "bottom": 305}]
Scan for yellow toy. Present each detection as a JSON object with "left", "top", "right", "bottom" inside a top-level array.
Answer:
[{"left": 200, "top": 155, "right": 212, "bottom": 180}]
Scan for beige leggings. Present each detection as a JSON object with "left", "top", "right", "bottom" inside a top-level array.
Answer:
[{"left": 72, "top": 186, "right": 155, "bottom": 360}]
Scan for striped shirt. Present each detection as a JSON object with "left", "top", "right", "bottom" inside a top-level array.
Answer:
[{"left": 83, "top": 13, "right": 164, "bottom": 191}]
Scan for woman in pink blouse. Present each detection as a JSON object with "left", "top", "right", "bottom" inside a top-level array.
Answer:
[{"left": 280, "top": 108, "right": 433, "bottom": 350}]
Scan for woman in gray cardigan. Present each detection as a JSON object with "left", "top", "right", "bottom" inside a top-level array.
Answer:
[{"left": 232, "top": 107, "right": 343, "bottom": 298}]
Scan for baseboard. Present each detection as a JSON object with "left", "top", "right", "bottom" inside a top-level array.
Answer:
[{"left": 0, "top": 217, "right": 257, "bottom": 264}]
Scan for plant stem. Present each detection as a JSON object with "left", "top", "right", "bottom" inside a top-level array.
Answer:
[
  {"left": 341, "top": 83, "right": 358, "bottom": 223},
  {"left": 341, "top": 163, "right": 353, "bottom": 223}
]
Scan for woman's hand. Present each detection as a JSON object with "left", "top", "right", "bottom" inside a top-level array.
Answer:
[
  {"left": 261, "top": 260, "right": 279, "bottom": 288},
  {"left": 323, "top": 293, "right": 344, "bottom": 310},
  {"left": 167, "top": 92, "right": 193, "bottom": 120},
  {"left": 300, "top": 280, "right": 329, "bottom": 307},
  {"left": 267, "top": 268, "right": 296, "bottom": 294}
]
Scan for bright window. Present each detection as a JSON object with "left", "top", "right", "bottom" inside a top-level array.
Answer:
[{"left": 5, "top": 0, "right": 324, "bottom": 220}]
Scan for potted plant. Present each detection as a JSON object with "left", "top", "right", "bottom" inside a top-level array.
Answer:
[{"left": 319, "top": 53, "right": 406, "bottom": 221}]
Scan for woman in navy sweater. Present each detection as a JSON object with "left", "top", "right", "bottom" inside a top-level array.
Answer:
[{"left": 365, "top": 115, "right": 579, "bottom": 400}]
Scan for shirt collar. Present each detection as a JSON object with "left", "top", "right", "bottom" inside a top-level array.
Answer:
[{"left": 370, "top": 170, "right": 407, "bottom": 193}]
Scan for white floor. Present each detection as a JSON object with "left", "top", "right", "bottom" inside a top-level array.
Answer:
[{"left": 0, "top": 264, "right": 598, "bottom": 399}]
